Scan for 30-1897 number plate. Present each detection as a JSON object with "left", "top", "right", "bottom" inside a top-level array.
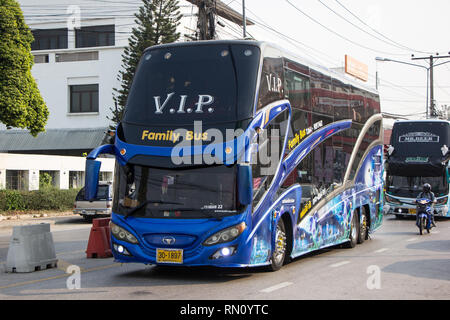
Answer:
[{"left": 156, "top": 249, "right": 183, "bottom": 264}]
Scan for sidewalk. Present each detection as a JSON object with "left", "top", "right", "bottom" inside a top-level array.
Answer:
[{"left": 0, "top": 211, "right": 83, "bottom": 234}]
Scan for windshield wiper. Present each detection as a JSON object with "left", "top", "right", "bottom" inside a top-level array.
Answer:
[{"left": 124, "top": 200, "right": 184, "bottom": 219}]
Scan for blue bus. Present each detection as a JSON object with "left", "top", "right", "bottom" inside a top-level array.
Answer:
[
  {"left": 85, "top": 40, "right": 384, "bottom": 271},
  {"left": 385, "top": 120, "right": 450, "bottom": 218}
]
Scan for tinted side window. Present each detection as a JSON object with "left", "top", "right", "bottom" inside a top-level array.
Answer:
[
  {"left": 285, "top": 69, "right": 310, "bottom": 110},
  {"left": 348, "top": 120, "right": 382, "bottom": 180},
  {"left": 252, "top": 110, "right": 289, "bottom": 206},
  {"left": 257, "top": 47, "right": 284, "bottom": 110}
]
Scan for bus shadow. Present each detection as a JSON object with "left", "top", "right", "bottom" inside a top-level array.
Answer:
[
  {"left": 115, "top": 264, "right": 255, "bottom": 285},
  {"left": 382, "top": 259, "right": 450, "bottom": 281},
  {"left": 406, "top": 240, "right": 450, "bottom": 253}
]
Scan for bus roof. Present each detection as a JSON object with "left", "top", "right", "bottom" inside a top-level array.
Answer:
[
  {"left": 393, "top": 119, "right": 450, "bottom": 124},
  {"left": 144, "top": 40, "right": 379, "bottom": 96}
]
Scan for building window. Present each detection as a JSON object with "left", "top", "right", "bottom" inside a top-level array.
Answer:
[
  {"left": 69, "top": 84, "right": 99, "bottom": 113},
  {"left": 31, "top": 28, "right": 68, "bottom": 50},
  {"left": 39, "top": 170, "right": 59, "bottom": 188},
  {"left": 69, "top": 171, "right": 84, "bottom": 189},
  {"left": 6, "top": 170, "right": 27, "bottom": 190},
  {"left": 56, "top": 51, "right": 99, "bottom": 63},
  {"left": 33, "top": 54, "right": 49, "bottom": 63},
  {"left": 99, "top": 171, "right": 113, "bottom": 183},
  {"left": 75, "top": 25, "right": 115, "bottom": 48}
]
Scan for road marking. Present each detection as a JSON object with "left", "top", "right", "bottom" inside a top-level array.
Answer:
[
  {"left": 374, "top": 248, "right": 389, "bottom": 253},
  {"left": 57, "top": 250, "right": 85, "bottom": 256},
  {"left": 0, "top": 263, "right": 120, "bottom": 290},
  {"left": 431, "top": 230, "right": 440, "bottom": 234},
  {"left": 56, "top": 259, "right": 86, "bottom": 272},
  {"left": 406, "top": 238, "right": 418, "bottom": 242},
  {"left": 260, "top": 282, "right": 293, "bottom": 293},
  {"left": 329, "top": 261, "right": 350, "bottom": 268}
]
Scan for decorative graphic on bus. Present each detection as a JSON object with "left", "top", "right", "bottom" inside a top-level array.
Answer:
[
  {"left": 288, "top": 120, "right": 324, "bottom": 150},
  {"left": 399, "top": 132, "right": 439, "bottom": 143},
  {"left": 404, "top": 157, "right": 429, "bottom": 163},
  {"left": 153, "top": 93, "right": 215, "bottom": 114}
]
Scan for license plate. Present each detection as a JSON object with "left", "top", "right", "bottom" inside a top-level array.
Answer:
[
  {"left": 156, "top": 249, "right": 183, "bottom": 264},
  {"left": 409, "top": 208, "right": 416, "bottom": 214}
]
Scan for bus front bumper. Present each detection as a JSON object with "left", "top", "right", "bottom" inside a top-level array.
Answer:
[
  {"left": 384, "top": 202, "right": 449, "bottom": 217},
  {"left": 109, "top": 214, "right": 261, "bottom": 268},
  {"left": 110, "top": 236, "right": 256, "bottom": 267}
]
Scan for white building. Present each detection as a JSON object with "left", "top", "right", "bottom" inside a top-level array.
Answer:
[
  {"left": 0, "top": 153, "right": 114, "bottom": 190},
  {"left": 0, "top": 0, "right": 251, "bottom": 190}
]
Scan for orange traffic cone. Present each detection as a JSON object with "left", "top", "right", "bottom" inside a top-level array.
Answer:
[{"left": 86, "top": 218, "right": 112, "bottom": 258}]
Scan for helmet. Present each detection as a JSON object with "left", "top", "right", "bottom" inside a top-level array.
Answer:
[{"left": 423, "top": 183, "right": 431, "bottom": 192}]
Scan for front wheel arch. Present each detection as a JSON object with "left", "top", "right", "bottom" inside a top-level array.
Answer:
[{"left": 268, "top": 213, "right": 293, "bottom": 271}]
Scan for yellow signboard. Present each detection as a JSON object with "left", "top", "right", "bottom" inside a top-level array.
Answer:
[{"left": 345, "top": 55, "right": 368, "bottom": 82}]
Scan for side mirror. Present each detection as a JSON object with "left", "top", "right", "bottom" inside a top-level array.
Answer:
[
  {"left": 85, "top": 159, "right": 101, "bottom": 201},
  {"left": 237, "top": 164, "right": 253, "bottom": 206}
]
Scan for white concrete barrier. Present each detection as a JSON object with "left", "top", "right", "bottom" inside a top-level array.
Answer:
[{"left": 5, "top": 223, "right": 58, "bottom": 273}]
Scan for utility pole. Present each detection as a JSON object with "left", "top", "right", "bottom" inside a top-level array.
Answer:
[
  {"left": 412, "top": 53, "right": 450, "bottom": 118},
  {"left": 196, "top": 0, "right": 216, "bottom": 40},
  {"left": 242, "top": 0, "right": 246, "bottom": 38}
]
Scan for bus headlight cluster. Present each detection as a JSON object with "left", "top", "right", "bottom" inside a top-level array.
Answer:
[
  {"left": 113, "top": 243, "right": 132, "bottom": 256},
  {"left": 110, "top": 222, "right": 139, "bottom": 244},
  {"left": 210, "top": 246, "right": 237, "bottom": 260},
  {"left": 203, "top": 222, "right": 246, "bottom": 246}
]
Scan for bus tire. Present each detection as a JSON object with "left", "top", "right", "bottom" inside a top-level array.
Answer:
[
  {"left": 358, "top": 207, "right": 368, "bottom": 244},
  {"left": 346, "top": 211, "right": 359, "bottom": 248},
  {"left": 268, "top": 218, "right": 287, "bottom": 271}
]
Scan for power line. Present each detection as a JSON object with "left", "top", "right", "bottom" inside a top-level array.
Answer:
[
  {"left": 242, "top": 3, "right": 431, "bottom": 103},
  {"left": 316, "top": 0, "right": 417, "bottom": 53},
  {"left": 333, "top": 0, "right": 432, "bottom": 55},
  {"left": 285, "top": 0, "right": 411, "bottom": 57}
]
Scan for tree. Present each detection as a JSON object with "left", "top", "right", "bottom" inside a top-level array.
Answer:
[
  {"left": 109, "top": 0, "right": 182, "bottom": 129},
  {"left": 0, "top": 0, "right": 48, "bottom": 136}
]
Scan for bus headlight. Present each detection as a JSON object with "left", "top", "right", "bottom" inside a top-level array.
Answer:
[
  {"left": 203, "top": 222, "right": 246, "bottom": 246},
  {"left": 436, "top": 196, "right": 448, "bottom": 205},
  {"left": 110, "top": 222, "right": 139, "bottom": 244}
]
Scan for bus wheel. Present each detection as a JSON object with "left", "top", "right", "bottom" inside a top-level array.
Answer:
[
  {"left": 358, "top": 208, "right": 368, "bottom": 244},
  {"left": 346, "top": 211, "right": 359, "bottom": 248},
  {"left": 269, "top": 219, "right": 287, "bottom": 271}
]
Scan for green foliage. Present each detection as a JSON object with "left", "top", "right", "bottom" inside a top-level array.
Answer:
[
  {"left": 0, "top": 189, "right": 25, "bottom": 211},
  {"left": 109, "top": 0, "right": 182, "bottom": 128},
  {"left": 0, "top": 0, "right": 49, "bottom": 136},
  {"left": 0, "top": 188, "right": 80, "bottom": 212},
  {"left": 39, "top": 172, "right": 52, "bottom": 189}
]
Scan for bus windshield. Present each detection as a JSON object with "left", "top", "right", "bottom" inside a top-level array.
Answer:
[
  {"left": 113, "top": 163, "right": 242, "bottom": 218},
  {"left": 390, "top": 121, "right": 449, "bottom": 158},
  {"left": 386, "top": 175, "right": 448, "bottom": 197},
  {"left": 123, "top": 43, "right": 260, "bottom": 126}
]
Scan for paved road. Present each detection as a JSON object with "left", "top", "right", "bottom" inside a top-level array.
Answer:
[{"left": 0, "top": 215, "right": 449, "bottom": 300}]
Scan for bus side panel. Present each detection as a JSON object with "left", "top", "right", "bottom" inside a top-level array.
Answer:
[
  {"left": 292, "top": 192, "right": 352, "bottom": 257},
  {"left": 249, "top": 187, "right": 301, "bottom": 265},
  {"left": 354, "top": 145, "right": 384, "bottom": 232},
  {"left": 291, "top": 145, "right": 384, "bottom": 258}
]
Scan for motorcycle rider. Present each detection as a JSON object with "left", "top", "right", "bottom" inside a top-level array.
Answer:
[{"left": 416, "top": 183, "right": 437, "bottom": 228}]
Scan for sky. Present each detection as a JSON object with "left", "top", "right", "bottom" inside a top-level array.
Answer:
[
  {"left": 226, "top": 0, "right": 450, "bottom": 124},
  {"left": 18, "top": 0, "right": 450, "bottom": 126}
]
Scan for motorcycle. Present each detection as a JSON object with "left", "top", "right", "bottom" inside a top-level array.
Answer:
[{"left": 415, "top": 198, "right": 433, "bottom": 235}]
